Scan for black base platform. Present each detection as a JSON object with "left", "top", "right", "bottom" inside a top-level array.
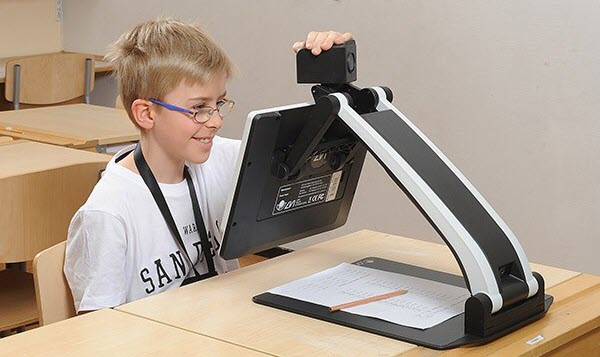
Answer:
[{"left": 253, "top": 257, "right": 553, "bottom": 350}]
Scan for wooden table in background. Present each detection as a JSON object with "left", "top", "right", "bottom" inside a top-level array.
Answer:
[
  {"left": 114, "top": 230, "right": 599, "bottom": 356},
  {"left": 0, "top": 104, "right": 138, "bottom": 153},
  {"left": 0, "top": 309, "right": 270, "bottom": 356},
  {"left": 0, "top": 140, "right": 110, "bottom": 263}
]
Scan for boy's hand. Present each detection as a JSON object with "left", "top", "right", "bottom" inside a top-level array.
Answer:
[{"left": 292, "top": 31, "right": 353, "bottom": 56}]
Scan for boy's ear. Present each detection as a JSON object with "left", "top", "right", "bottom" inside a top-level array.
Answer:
[{"left": 131, "top": 99, "right": 155, "bottom": 130}]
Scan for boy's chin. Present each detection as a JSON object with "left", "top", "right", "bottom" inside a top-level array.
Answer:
[{"left": 185, "top": 151, "right": 211, "bottom": 164}]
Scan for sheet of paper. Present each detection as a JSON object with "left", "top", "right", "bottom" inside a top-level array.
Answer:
[{"left": 268, "top": 262, "right": 471, "bottom": 329}]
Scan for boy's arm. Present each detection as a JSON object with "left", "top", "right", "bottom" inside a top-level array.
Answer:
[
  {"left": 64, "top": 210, "right": 128, "bottom": 313},
  {"left": 292, "top": 31, "right": 353, "bottom": 55}
]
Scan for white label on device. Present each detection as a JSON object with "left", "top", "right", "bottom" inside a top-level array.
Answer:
[
  {"left": 326, "top": 170, "right": 342, "bottom": 202},
  {"left": 526, "top": 335, "right": 544, "bottom": 345},
  {"left": 273, "top": 173, "right": 336, "bottom": 215}
]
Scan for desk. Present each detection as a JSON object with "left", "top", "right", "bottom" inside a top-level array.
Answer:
[
  {"left": 0, "top": 104, "right": 138, "bottom": 152},
  {"left": 0, "top": 140, "right": 110, "bottom": 262},
  {"left": 0, "top": 309, "right": 270, "bottom": 356},
  {"left": 115, "top": 230, "right": 599, "bottom": 356}
]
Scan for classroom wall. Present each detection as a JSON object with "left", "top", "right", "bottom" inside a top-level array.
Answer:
[
  {"left": 0, "top": 0, "right": 62, "bottom": 57},
  {"left": 62, "top": 0, "right": 600, "bottom": 275}
]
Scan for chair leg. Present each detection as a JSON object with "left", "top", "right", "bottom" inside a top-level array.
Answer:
[
  {"left": 12, "top": 64, "right": 21, "bottom": 110},
  {"left": 84, "top": 58, "right": 92, "bottom": 104}
]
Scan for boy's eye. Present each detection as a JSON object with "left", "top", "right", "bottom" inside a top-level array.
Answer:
[{"left": 192, "top": 104, "right": 206, "bottom": 110}]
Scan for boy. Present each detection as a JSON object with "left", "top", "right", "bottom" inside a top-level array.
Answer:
[{"left": 64, "top": 17, "right": 352, "bottom": 313}]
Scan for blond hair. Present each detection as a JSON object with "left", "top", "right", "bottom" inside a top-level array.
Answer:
[{"left": 106, "top": 17, "right": 235, "bottom": 125}]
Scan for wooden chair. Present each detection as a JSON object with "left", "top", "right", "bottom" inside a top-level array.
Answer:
[
  {"left": 32, "top": 241, "right": 76, "bottom": 326},
  {"left": 4, "top": 53, "right": 95, "bottom": 110},
  {"left": 115, "top": 94, "right": 125, "bottom": 109}
]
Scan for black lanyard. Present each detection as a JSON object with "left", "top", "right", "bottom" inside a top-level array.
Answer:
[{"left": 132, "top": 144, "right": 217, "bottom": 284}]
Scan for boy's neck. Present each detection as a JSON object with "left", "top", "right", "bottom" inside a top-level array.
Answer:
[{"left": 119, "top": 139, "right": 185, "bottom": 184}]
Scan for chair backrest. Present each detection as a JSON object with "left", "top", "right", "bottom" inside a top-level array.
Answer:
[
  {"left": 32, "top": 241, "right": 76, "bottom": 326},
  {"left": 115, "top": 94, "right": 125, "bottom": 109},
  {"left": 4, "top": 53, "right": 95, "bottom": 109}
]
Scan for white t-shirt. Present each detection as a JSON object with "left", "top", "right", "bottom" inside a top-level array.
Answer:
[{"left": 64, "top": 136, "right": 241, "bottom": 313}]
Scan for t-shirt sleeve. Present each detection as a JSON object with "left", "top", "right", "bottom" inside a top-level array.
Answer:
[{"left": 64, "top": 210, "right": 128, "bottom": 313}]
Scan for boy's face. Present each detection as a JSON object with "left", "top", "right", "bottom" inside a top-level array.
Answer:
[{"left": 151, "top": 75, "right": 227, "bottom": 164}]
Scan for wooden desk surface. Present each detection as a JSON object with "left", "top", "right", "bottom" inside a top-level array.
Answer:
[
  {"left": 0, "top": 309, "right": 270, "bottom": 356},
  {"left": 0, "top": 139, "right": 110, "bottom": 179},
  {"left": 0, "top": 104, "right": 138, "bottom": 149},
  {"left": 115, "top": 230, "right": 598, "bottom": 356},
  {"left": 0, "top": 140, "right": 111, "bottom": 262}
]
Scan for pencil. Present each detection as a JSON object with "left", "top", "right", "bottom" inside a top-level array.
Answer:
[{"left": 329, "top": 289, "right": 408, "bottom": 312}]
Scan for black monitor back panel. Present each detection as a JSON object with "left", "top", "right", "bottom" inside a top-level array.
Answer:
[{"left": 220, "top": 104, "right": 367, "bottom": 260}]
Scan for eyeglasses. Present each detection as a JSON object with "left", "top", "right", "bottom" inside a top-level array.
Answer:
[{"left": 148, "top": 98, "right": 235, "bottom": 124}]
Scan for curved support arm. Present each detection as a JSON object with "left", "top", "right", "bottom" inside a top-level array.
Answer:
[{"left": 330, "top": 90, "right": 538, "bottom": 313}]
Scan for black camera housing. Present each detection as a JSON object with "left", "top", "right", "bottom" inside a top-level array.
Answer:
[{"left": 296, "top": 39, "right": 357, "bottom": 84}]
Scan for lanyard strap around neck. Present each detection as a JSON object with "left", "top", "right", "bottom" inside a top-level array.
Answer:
[{"left": 133, "top": 144, "right": 217, "bottom": 281}]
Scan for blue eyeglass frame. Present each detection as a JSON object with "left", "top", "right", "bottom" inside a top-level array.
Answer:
[
  {"left": 149, "top": 98, "right": 193, "bottom": 115},
  {"left": 148, "top": 98, "right": 233, "bottom": 123}
]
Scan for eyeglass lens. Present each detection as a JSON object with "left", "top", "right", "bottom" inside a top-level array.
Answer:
[{"left": 195, "top": 100, "right": 234, "bottom": 122}]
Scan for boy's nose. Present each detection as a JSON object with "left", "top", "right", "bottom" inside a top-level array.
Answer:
[{"left": 204, "top": 112, "right": 223, "bottom": 129}]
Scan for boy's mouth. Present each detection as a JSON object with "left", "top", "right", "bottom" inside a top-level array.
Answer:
[{"left": 193, "top": 136, "right": 213, "bottom": 144}]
